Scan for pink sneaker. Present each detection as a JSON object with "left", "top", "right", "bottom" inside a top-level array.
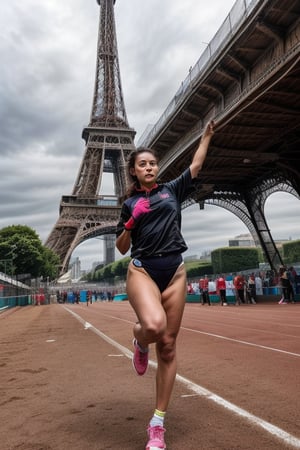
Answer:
[
  {"left": 146, "top": 425, "right": 166, "bottom": 450},
  {"left": 133, "top": 339, "right": 148, "bottom": 376}
]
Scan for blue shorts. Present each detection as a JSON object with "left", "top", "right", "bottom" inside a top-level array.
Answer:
[{"left": 132, "top": 254, "right": 183, "bottom": 293}]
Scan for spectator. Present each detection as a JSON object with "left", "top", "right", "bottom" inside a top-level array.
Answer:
[
  {"left": 234, "top": 274, "right": 245, "bottom": 305},
  {"left": 199, "top": 275, "right": 210, "bottom": 305},
  {"left": 216, "top": 274, "right": 227, "bottom": 305},
  {"left": 287, "top": 266, "right": 296, "bottom": 302},
  {"left": 247, "top": 273, "right": 256, "bottom": 304},
  {"left": 255, "top": 274, "right": 263, "bottom": 296},
  {"left": 278, "top": 266, "right": 290, "bottom": 304},
  {"left": 187, "top": 283, "right": 194, "bottom": 294}
]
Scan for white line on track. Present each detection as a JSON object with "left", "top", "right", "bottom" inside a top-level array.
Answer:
[
  {"left": 64, "top": 306, "right": 300, "bottom": 449},
  {"left": 75, "top": 308, "right": 300, "bottom": 358},
  {"left": 181, "top": 326, "right": 300, "bottom": 357}
]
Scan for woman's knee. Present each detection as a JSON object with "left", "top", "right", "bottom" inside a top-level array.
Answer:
[
  {"left": 142, "top": 314, "right": 167, "bottom": 340},
  {"left": 157, "top": 337, "right": 177, "bottom": 363}
]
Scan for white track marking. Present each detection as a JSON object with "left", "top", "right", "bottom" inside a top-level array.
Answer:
[
  {"left": 64, "top": 307, "right": 133, "bottom": 357},
  {"left": 64, "top": 306, "right": 300, "bottom": 448},
  {"left": 181, "top": 326, "right": 300, "bottom": 357},
  {"left": 73, "top": 308, "right": 300, "bottom": 358},
  {"left": 176, "top": 372, "right": 300, "bottom": 449}
]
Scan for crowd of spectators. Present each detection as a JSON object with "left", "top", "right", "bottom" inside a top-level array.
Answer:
[
  {"left": 55, "top": 289, "right": 116, "bottom": 304},
  {"left": 187, "top": 267, "right": 299, "bottom": 305}
]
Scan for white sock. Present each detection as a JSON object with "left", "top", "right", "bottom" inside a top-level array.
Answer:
[{"left": 149, "top": 409, "right": 166, "bottom": 428}]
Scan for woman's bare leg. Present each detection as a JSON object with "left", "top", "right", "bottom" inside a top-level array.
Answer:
[
  {"left": 126, "top": 261, "right": 166, "bottom": 348},
  {"left": 127, "top": 261, "right": 186, "bottom": 410},
  {"left": 155, "top": 264, "right": 186, "bottom": 411}
]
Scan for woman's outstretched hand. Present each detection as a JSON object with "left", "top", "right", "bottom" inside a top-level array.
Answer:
[{"left": 202, "top": 120, "right": 215, "bottom": 140}]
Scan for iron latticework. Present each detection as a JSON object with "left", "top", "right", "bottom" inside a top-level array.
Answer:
[
  {"left": 91, "top": 0, "right": 128, "bottom": 129},
  {"left": 188, "top": 175, "right": 299, "bottom": 269},
  {"left": 46, "top": 0, "right": 135, "bottom": 274}
]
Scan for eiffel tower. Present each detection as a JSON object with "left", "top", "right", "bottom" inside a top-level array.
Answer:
[{"left": 46, "top": 0, "right": 136, "bottom": 274}]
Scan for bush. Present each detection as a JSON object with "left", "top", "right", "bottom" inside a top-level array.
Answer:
[
  {"left": 211, "top": 247, "right": 259, "bottom": 273},
  {"left": 185, "top": 260, "right": 213, "bottom": 278},
  {"left": 283, "top": 239, "right": 300, "bottom": 264}
]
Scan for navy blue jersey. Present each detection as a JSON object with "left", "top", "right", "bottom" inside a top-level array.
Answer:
[{"left": 116, "top": 168, "right": 195, "bottom": 258}]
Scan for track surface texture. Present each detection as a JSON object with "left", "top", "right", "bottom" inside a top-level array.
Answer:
[{"left": 1, "top": 301, "right": 299, "bottom": 450}]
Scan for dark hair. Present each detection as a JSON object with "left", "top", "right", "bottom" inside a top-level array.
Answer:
[
  {"left": 125, "top": 147, "right": 159, "bottom": 197},
  {"left": 278, "top": 266, "right": 287, "bottom": 276}
]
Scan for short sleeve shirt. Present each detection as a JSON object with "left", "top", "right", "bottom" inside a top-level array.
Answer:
[{"left": 116, "top": 168, "right": 194, "bottom": 258}]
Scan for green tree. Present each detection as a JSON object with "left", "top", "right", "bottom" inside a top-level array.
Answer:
[
  {"left": 41, "top": 247, "right": 60, "bottom": 280},
  {"left": 0, "top": 225, "right": 59, "bottom": 280},
  {"left": 112, "top": 260, "right": 125, "bottom": 277}
]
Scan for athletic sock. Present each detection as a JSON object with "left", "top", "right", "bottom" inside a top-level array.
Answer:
[{"left": 149, "top": 409, "right": 166, "bottom": 428}]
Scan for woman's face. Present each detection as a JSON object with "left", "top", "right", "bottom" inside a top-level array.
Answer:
[{"left": 130, "top": 151, "right": 159, "bottom": 189}]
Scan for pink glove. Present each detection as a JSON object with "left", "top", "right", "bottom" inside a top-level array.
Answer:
[
  {"left": 132, "top": 197, "right": 151, "bottom": 220},
  {"left": 125, "top": 197, "right": 151, "bottom": 230}
]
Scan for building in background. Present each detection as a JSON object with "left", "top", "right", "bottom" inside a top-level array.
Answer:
[
  {"left": 229, "top": 233, "right": 255, "bottom": 247},
  {"left": 69, "top": 257, "right": 81, "bottom": 281}
]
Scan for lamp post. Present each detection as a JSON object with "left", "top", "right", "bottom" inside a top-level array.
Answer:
[
  {"left": 10, "top": 244, "right": 17, "bottom": 278},
  {"left": 9, "top": 244, "right": 18, "bottom": 305},
  {"left": 0, "top": 259, "right": 13, "bottom": 276}
]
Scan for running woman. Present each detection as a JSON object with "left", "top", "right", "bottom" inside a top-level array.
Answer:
[{"left": 116, "top": 120, "right": 215, "bottom": 450}]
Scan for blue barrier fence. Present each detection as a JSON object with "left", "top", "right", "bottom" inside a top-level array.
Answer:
[{"left": 0, "top": 295, "right": 32, "bottom": 311}]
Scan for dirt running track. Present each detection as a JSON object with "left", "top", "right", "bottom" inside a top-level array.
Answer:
[{"left": 1, "top": 302, "right": 299, "bottom": 450}]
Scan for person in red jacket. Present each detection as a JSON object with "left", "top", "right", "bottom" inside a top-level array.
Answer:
[
  {"left": 216, "top": 275, "right": 227, "bottom": 306},
  {"left": 234, "top": 274, "right": 245, "bottom": 305},
  {"left": 199, "top": 275, "right": 210, "bottom": 305}
]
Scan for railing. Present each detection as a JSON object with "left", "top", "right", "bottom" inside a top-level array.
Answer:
[
  {"left": 138, "top": 0, "right": 260, "bottom": 147},
  {"left": 61, "top": 194, "right": 119, "bottom": 207}
]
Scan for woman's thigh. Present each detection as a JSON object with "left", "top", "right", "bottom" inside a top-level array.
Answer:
[
  {"left": 161, "top": 263, "right": 187, "bottom": 337},
  {"left": 126, "top": 260, "right": 165, "bottom": 326}
]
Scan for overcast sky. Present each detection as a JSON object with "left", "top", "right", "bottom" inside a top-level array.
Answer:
[{"left": 1, "top": 0, "right": 299, "bottom": 270}]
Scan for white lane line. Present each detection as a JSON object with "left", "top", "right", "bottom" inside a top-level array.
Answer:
[
  {"left": 176, "top": 372, "right": 300, "bottom": 449},
  {"left": 76, "top": 309, "right": 300, "bottom": 358},
  {"left": 181, "top": 326, "right": 300, "bottom": 358},
  {"left": 64, "top": 307, "right": 133, "bottom": 358},
  {"left": 64, "top": 306, "right": 300, "bottom": 449}
]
